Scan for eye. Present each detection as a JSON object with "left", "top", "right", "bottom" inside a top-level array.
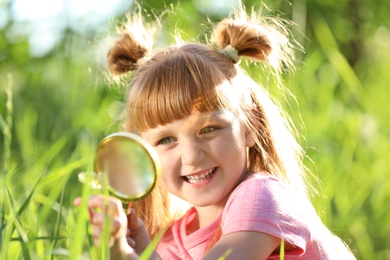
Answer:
[
  {"left": 158, "top": 137, "right": 175, "bottom": 145},
  {"left": 199, "top": 126, "right": 217, "bottom": 134}
]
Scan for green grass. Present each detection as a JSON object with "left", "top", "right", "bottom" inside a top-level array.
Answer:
[
  {"left": 1, "top": 5, "right": 390, "bottom": 260},
  {"left": 0, "top": 32, "right": 124, "bottom": 258}
]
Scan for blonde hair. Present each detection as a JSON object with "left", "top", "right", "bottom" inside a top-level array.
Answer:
[{"left": 106, "top": 7, "right": 308, "bottom": 239}]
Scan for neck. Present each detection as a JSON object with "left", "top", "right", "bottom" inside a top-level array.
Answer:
[
  {"left": 186, "top": 168, "right": 249, "bottom": 234},
  {"left": 186, "top": 205, "right": 223, "bottom": 236},
  {"left": 196, "top": 205, "right": 224, "bottom": 228}
]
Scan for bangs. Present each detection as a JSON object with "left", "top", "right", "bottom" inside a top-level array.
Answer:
[{"left": 127, "top": 45, "right": 235, "bottom": 132}]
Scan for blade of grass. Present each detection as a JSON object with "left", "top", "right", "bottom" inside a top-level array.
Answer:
[
  {"left": 33, "top": 157, "right": 88, "bottom": 231},
  {"left": 217, "top": 249, "right": 232, "bottom": 260},
  {"left": 0, "top": 201, "right": 5, "bottom": 249},
  {"left": 280, "top": 239, "right": 285, "bottom": 260},
  {"left": 50, "top": 182, "right": 66, "bottom": 260},
  {"left": 311, "top": 11, "right": 367, "bottom": 108},
  {"left": 1, "top": 73, "right": 13, "bottom": 176},
  {"left": 17, "top": 174, "right": 44, "bottom": 216},
  {"left": 0, "top": 184, "right": 14, "bottom": 259},
  {"left": 69, "top": 175, "right": 94, "bottom": 259},
  {"left": 89, "top": 172, "right": 111, "bottom": 259},
  {"left": 40, "top": 157, "right": 89, "bottom": 186},
  {"left": 95, "top": 191, "right": 112, "bottom": 259},
  {"left": 35, "top": 174, "right": 72, "bottom": 233},
  {"left": 4, "top": 185, "right": 31, "bottom": 259}
]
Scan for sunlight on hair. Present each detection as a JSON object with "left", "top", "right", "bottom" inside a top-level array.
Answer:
[
  {"left": 247, "top": 12, "right": 296, "bottom": 75},
  {"left": 173, "top": 28, "right": 186, "bottom": 46},
  {"left": 122, "top": 12, "right": 157, "bottom": 58}
]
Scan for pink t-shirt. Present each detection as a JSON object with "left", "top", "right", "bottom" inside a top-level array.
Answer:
[{"left": 157, "top": 174, "right": 355, "bottom": 259}]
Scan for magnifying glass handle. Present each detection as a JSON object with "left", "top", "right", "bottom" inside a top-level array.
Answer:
[{"left": 122, "top": 202, "right": 133, "bottom": 215}]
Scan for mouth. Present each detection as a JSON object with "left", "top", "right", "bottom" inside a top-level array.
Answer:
[{"left": 181, "top": 167, "right": 217, "bottom": 184}]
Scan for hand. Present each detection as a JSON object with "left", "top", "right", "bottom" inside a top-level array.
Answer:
[
  {"left": 74, "top": 195, "right": 137, "bottom": 258},
  {"left": 125, "top": 207, "right": 152, "bottom": 255}
]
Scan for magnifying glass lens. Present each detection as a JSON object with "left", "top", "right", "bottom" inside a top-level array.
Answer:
[{"left": 94, "top": 132, "right": 160, "bottom": 212}]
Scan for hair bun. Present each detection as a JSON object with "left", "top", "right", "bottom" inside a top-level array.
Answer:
[
  {"left": 107, "top": 33, "right": 147, "bottom": 74},
  {"left": 214, "top": 19, "right": 272, "bottom": 62},
  {"left": 213, "top": 11, "right": 294, "bottom": 72},
  {"left": 107, "top": 13, "right": 156, "bottom": 75}
]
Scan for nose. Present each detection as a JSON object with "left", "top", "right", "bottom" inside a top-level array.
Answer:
[{"left": 180, "top": 138, "right": 205, "bottom": 165}]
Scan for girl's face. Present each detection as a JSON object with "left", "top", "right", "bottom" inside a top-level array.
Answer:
[{"left": 140, "top": 110, "right": 255, "bottom": 208}]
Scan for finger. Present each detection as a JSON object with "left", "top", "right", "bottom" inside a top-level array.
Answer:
[
  {"left": 88, "top": 208, "right": 94, "bottom": 220},
  {"left": 93, "top": 227, "right": 118, "bottom": 248},
  {"left": 73, "top": 197, "right": 95, "bottom": 221},
  {"left": 92, "top": 226, "right": 103, "bottom": 246},
  {"left": 92, "top": 225, "right": 102, "bottom": 239},
  {"left": 126, "top": 236, "right": 136, "bottom": 248},
  {"left": 127, "top": 208, "right": 138, "bottom": 229},
  {"left": 126, "top": 227, "right": 136, "bottom": 247},
  {"left": 91, "top": 213, "right": 107, "bottom": 225},
  {"left": 88, "top": 195, "right": 122, "bottom": 215},
  {"left": 73, "top": 197, "right": 81, "bottom": 207},
  {"left": 91, "top": 212, "right": 123, "bottom": 235},
  {"left": 127, "top": 208, "right": 144, "bottom": 231}
]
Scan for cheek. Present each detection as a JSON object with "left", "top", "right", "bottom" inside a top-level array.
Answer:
[
  {"left": 159, "top": 176, "right": 169, "bottom": 189},
  {"left": 157, "top": 153, "right": 175, "bottom": 187},
  {"left": 219, "top": 134, "right": 247, "bottom": 167},
  {"left": 212, "top": 141, "right": 246, "bottom": 169}
]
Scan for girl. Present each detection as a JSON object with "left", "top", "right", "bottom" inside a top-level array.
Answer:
[{"left": 75, "top": 7, "right": 356, "bottom": 260}]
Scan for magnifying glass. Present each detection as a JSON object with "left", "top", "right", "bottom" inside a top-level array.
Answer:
[{"left": 89, "top": 132, "right": 160, "bottom": 214}]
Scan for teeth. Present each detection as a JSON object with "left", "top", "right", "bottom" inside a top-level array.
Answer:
[{"left": 185, "top": 168, "right": 216, "bottom": 184}]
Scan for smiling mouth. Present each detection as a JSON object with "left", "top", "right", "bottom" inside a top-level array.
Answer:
[{"left": 182, "top": 167, "right": 217, "bottom": 184}]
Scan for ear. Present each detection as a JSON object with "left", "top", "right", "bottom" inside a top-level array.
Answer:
[{"left": 245, "top": 128, "right": 256, "bottom": 148}]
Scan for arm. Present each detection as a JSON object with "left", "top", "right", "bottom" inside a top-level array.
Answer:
[
  {"left": 204, "top": 231, "right": 280, "bottom": 260},
  {"left": 209, "top": 176, "right": 304, "bottom": 259}
]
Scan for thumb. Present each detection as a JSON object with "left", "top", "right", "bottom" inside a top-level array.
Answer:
[{"left": 127, "top": 208, "right": 143, "bottom": 231}]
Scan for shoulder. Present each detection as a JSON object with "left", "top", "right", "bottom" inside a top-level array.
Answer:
[
  {"left": 223, "top": 173, "right": 304, "bottom": 222},
  {"left": 239, "top": 172, "right": 289, "bottom": 190},
  {"left": 221, "top": 173, "right": 311, "bottom": 253},
  {"left": 226, "top": 173, "right": 294, "bottom": 210}
]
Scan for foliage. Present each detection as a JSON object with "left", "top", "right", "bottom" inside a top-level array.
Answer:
[{"left": 1, "top": 0, "right": 389, "bottom": 259}]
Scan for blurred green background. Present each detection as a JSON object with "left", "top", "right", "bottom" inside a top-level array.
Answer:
[{"left": 1, "top": 0, "right": 389, "bottom": 258}]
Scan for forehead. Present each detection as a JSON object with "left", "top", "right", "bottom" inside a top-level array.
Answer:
[
  {"left": 140, "top": 110, "right": 237, "bottom": 136},
  {"left": 128, "top": 76, "right": 243, "bottom": 131},
  {"left": 125, "top": 45, "right": 248, "bottom": 133},
  {"left": 182, "top": 109, "right": 237, "bottom": 127}
]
